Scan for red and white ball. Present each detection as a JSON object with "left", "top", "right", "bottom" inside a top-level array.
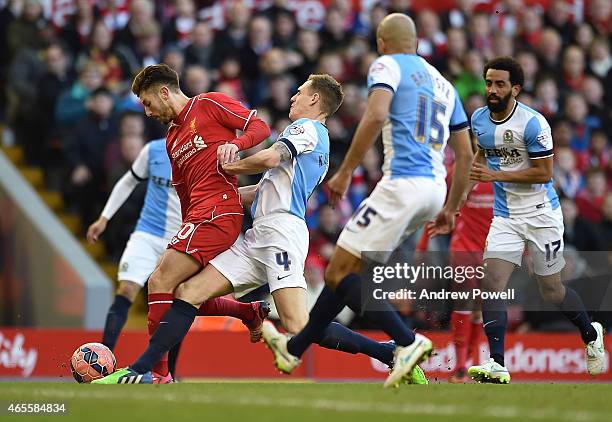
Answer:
[{"left": 70, "top": 342, "right": 116, "bottom": 383}]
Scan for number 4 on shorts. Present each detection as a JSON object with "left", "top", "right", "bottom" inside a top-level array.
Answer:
[{"left": 276, "top": 251, "right": 291, "bottom": 271}]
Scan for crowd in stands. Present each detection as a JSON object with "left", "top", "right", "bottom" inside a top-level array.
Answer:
[{"left": 1, "top": 0, "right": 610, "bottom": 330}]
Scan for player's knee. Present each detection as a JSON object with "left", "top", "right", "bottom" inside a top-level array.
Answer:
[
  {"left": 116, "top": 281, "right": 140, "bottom": 302},
  {"left": 539, "top": 283, "right": 564, "bottom": 304},
  {"left": 482, "top": 273, "right": 505, "bottom": 292},
  {"left": 148, "top": 267, "right": 176, "bottom": 293},
  {"left": 281, "top": 313, "right": 308, "bottom": 335},
  {"left": 324, "top": 264, "right": 346, "bottom": 290},
  {"left": 174, "top": 283, "right": 205, "bottom": 308}
]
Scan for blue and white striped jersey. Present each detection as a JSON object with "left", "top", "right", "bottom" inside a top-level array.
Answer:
[
  {"left": 251, "top": 118, "right": 329, "bottom": 221},
  {"left": 132, "top": 139, "right": 182, "bottom": 238},
  {"left": 471, "top": 101, "right": 560, "bottom": 218},
  {"left": 367, "top": 53, "right": 469, "bottom": 183}
]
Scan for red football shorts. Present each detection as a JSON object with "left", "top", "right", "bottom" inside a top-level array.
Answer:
[{"left": 168, "top": 206, "right": 243, "bottom": 266}]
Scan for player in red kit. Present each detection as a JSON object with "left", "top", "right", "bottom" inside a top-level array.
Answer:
[
  {"left": 425, "top": 161, "right": 494, "bottom": 382},
  {"left": 129, "top": 64, "right": 271, "bottom": 383}
]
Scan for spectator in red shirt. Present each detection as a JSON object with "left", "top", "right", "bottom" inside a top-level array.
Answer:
[{"left": 575, "top": 168, "right": 608, "bottom": 224}]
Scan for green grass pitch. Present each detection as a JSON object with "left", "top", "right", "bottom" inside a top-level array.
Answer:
[{"left": 1, "top": 382, "right": 611, "bottom": 422}]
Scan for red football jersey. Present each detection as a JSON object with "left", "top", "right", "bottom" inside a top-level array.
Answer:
[
  {"left": 166, "top": 92, "right": 270, "bottom": 222},
  {"left": 449, "top": 182, "right": 494, "bottom": 252}
]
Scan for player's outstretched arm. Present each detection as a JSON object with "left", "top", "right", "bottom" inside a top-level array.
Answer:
[
  {"left": 222, "top": 142, "right": 292, "bottom": 175},
  {"left": 328, "top": 89, "right": 392, "bottom": 206}
]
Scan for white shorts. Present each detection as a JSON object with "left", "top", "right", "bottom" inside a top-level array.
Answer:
[
  {"left": 483, "top": 207, "right": 565, "bottom": 276},
  {"left": 210, "top": 214, "right": 308, "bottom": 298},
  {"left": 337, "top": 177, "right": 446, "bottom": 262},
  {"left": 117, "top": 230, "right": 170, "bottom": 286}
]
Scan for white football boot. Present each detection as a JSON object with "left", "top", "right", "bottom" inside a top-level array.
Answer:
[
  {"left": 384, "top": 333, "right": 434, "bottom": 388},
  {"left": 468, "top": 358, "right": 511, "bottom": 384},
  {"left": 586, "top": 322, "right": 605, "bottom": 376},
  {"left": 261, "top": 321, "right": 301, "bottom": 374}
]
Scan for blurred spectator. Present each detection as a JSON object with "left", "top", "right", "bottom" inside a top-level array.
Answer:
[
  {"left": 116, "top": 21, "right": 162, "bottom": 78},
  {"left": 213, "top": 1, "right": 252, "bottom": 66},
  {"left": 437, "top": 27, "right": 467, "bottom": 79},
  {"left": 536, "top": 28, "right": 562, "bottom": 75},
  {"left": 544, "top": 0, "right": 574, "bottom": 45},
  {"left": 552, "top": 118, "right": 574, "bottom": 148},
  {"left": 441, "top": 0, "right": 473, "bottom": 31},
  {"left": 320, "top": 7, "right": 353, "bottom": 51},
  {"left": 416, "top": 9, "right": 446, "bottom": 61},
  {"left": 455, "top": 50, "right": 486, "bottom": 101},
  {"left": 554, "top": 147, "right": 582, "bottom": 198},
  {"left": 518, "top": 7, "right": 543, "bottom": 49},
  {"left": 64, "top": 87, "right": 118, "bottom": 228},
  {"left": 492, "top": 32, "right": 514, "bottom": 59},
  {"left": 55, "top": 60, "right": 104, "bottom": 129},
  {"left": 561, "top": 196, "right": 606, "bottom": 251},
  {"left": 564, "top": 93, "right": 599, "bottom": 153},
  {"left": 293, "top": 29, "right": 320, "bottom": 82},
  {"left": 6, "top": 0, "right": 48, "bottom": 59},
  {"left": 272, "top": 9, "right": 297, "bottom": 49},
  {"left": 575, "top": 168, "right": 608, "bottom": 224},
  {"left": 589, "top": 37, "right": 611, "bottom": 80},
  {"left": 215, "top": 56, "right": 246, "bottom": 102},
  {"left": 113, "top": 0, "right": 157, "bottom": 57},
  {"left": 162, "top": 45, "right": 186, "bottom": 77},
  {"left": 77, "top": 21, "right": 124, "bottom": 94},
  {"left": 463, "top": 91, "right": 485, "bottom": 120},
  {"left": 516, "top": 50, "right": 539, "bottom": 95},
  {"left": 36, "top": 43, "right": 75, "bottom": 166},
  {"left": 534, "top": 76, "right": 559, "bottom": 119},
  {"left": 588, "top": 0, "right": 611, "bottom": 36},
  {"left": 184, "top": 21, "right": 215, "bottom": 69},
  {"left": 162, "top": 0, "right": 196, "bottom": 48},
  {"left": 573, "top": 22, "right": 595, "bottom": 53},
  {"left": 183, "top": 64, "right": 211, "bottom": 97},
  {"left": 585, "top": 130, "right": 610, "bottom": 171},
  {"left": 240, "top": 15, "right": 273, "bottom": 87},
  {"left": 468, "top": 13, "right": 493, "bottom": 59},
  {"left": 367, "top": 3, "right": 388, "bottom": 50},
  {"left": 59, "top": 0, "right": 98, "bottom": 57},
  {"left": 265, "top": 75, "right": 294, "bottom": 121},
  {"left": 388, "top": 0, "right": 414, "bottom": 17},
  {"left": 560, "top": 45, "right": 586, "bottom": 93}
]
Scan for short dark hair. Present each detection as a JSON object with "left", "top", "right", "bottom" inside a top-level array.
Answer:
[
  {"left": 131, "top": 64, "right": 180, "bottom": 96},
  {"left": 483, "top": 56, "right": 525, "bottom": 87},
  {"left": 307, "top": 74, "right": 344, "bottom": 117},
  {"left": 91, "top": 86, "right": 112, "bottom": 98}
]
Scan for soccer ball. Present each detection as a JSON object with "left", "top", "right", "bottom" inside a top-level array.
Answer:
[{"left": 70, "top": 343, "right": 116, "bottom": 383}]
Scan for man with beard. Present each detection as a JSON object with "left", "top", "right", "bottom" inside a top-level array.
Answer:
[{"left": 468, "top": 57, "right": 605, "bottom": 384}]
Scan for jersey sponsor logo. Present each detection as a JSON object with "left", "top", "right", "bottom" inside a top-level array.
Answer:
[
  {"left": 536, "top": 129, "right": 551, "bottom": 148},
  {"left": 193, "top": 134, "right": 207, "bottom": 149},
  {"left": 288, "top": 124, "right": 305, "bottom": 136},
  {"left": 503, "top": 129, "right": 514, "bottom": 144},
  {"left": 482, "top": 147, "right": 521, "bottom": 159},
  {"left": 370, "top": 62, "right": 386, "bottom": 75}
]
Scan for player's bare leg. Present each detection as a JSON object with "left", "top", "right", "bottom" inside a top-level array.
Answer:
[
  {"left": 272, "top": 287, "right": 309, "bottom": 334},
  {"left": 469, "top": 258, "right": 515, "bottom": 383},
  {"left": 260, "top": 287, "right": 309, "bottom": 373},
  {"left": 536, "top": 272, "right": 604, "bottom": 375},
  {"left": 102, "top": 280, "right": 141, "bottom": 351}
]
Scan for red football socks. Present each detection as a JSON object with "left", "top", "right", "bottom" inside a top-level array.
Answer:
[
  {"left": 147, "top": 293, "right": 173, "bottom": 375},
  {"left": 451, "top": 311, "right": 472, "bottom": 371},
  {"left": 197, "top": 297, "right": 255, "bottom": 321}
]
